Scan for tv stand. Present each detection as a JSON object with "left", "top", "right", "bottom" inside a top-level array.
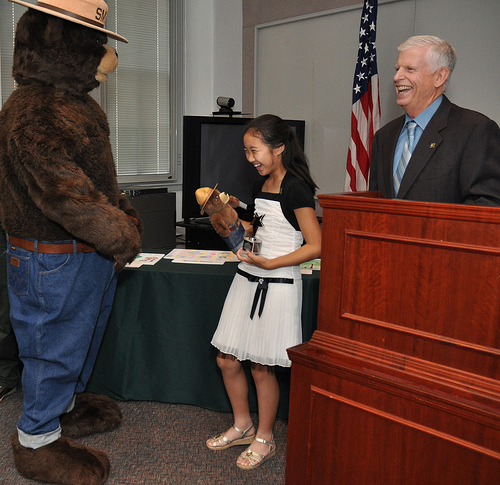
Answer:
[{"left": 176, "top": 218, "right": 228, "bottom": 250}]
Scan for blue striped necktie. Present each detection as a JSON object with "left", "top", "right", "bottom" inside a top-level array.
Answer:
[{"left": 394, "top": 120, "right": 417, "bottom": 195}]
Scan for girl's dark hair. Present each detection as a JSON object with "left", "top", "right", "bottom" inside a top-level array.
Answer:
[{"left": 244, "top": 114, "right": 318, "bottom": 193}]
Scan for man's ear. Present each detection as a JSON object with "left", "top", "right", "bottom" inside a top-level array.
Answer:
[{"left": 434, "top": 67, "right": 450, "bottom": 89}]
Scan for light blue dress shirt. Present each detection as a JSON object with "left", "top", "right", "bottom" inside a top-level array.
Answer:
[{"left": 392, "top": 96, "right": 443, "bottom": 176}]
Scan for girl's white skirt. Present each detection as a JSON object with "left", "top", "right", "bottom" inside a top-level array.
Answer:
[{"left": 211, "top": 272, "right": 303, "bottom": 367}]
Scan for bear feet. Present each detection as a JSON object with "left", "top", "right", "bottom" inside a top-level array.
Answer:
[
  {"left": 12, "top": 433, "right": 110, "bottom": 485},
  {"left": 60, "top": 392, "right": 123, "bottom": 439}
]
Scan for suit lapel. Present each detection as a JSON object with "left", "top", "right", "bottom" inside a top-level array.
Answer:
[{"left": 397, "top": 96, "right": 451, "bottom": 199}]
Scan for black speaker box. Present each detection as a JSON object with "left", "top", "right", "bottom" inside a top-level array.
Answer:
[{"left": 125, "top": 188, "right": 176, "bottom": 252}]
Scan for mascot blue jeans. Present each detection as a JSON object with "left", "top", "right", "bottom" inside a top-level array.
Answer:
[{"left": 6, "top": 239, "right": 117, "bottom": 449}]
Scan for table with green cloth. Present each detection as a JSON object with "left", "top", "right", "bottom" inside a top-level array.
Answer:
[{"left": 87, "top": 257, "right": 320, "bottom": 418}]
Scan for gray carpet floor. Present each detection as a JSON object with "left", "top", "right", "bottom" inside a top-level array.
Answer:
[{"left": 0, "top": 388, "right": 287, "bottom": 484}]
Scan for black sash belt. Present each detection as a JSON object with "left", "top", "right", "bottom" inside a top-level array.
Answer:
[{"left": 237, "top": 268, "right": 294, "bottom": 319}]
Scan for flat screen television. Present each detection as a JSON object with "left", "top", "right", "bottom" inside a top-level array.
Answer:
[{"left": 182, "top": 115, "right": 305, "bottom": 221}]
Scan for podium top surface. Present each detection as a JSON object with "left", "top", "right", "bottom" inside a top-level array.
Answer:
[{"left": 318, "top": 191, "right": 500, "bottom": 223}]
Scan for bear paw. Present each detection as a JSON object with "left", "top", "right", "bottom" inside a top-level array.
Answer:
[
  {"left": 60, "top": 392, "right": 122, "bottom": 439},
  {"left": 12, "top": 433, "right": 110, "bottom": 485}
]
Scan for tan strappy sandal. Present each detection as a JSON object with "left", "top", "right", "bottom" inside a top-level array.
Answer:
[
  {"left": 206, "top": 423, "right": 255, "bottom": 450},
  {"left": 236, "top": 436, "right": 276, "bottom": 470}
]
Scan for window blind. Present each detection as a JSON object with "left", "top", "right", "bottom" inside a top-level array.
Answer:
[
  {"left": 0, "top": 3, "right": 22, "bottom": 104},
  {"left": 107, "top": 0, "right": 171, "bottom": 177}
]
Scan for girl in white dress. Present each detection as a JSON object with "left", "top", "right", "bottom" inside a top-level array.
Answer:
[{"left": 206, "top": 114, "right": 322, "bottom": 470}]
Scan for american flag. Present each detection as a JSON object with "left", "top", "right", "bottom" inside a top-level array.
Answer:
[{"left": 344, "top": 0, "right": 380, "bottom": 192}]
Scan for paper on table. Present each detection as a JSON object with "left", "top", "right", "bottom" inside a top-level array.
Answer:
[
  {"left": 300, "top": 259, "right": 321, "bottom": 270},
  {"left": 165, "top": 248, "right": 238, "bottom": 264},
  {"left": 125, "top": 253, "right": 166, "bottom": 268},
  {"left": 300, "top": 259, "right": 321, "bottom": 274}
]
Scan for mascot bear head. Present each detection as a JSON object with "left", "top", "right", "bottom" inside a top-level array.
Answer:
[{"left": 11, "top": 0, "right": 127, "bottom": 95}]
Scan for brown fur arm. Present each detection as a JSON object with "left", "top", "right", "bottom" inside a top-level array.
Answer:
[
  {"left": 9, "top": 137, "right": 140, "bottom": 269},
  {"left": 210, "top": 212, "right": 231, "bottom": 237},
  {"left": 32, "top": 171, "right": 141, "bottom": 270},
  {"left": 209, "top": 205, "right": 240, "bottom": 238}
]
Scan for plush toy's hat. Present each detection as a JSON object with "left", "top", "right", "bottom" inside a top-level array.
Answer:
[
  {"left": 9, "top": 0, "right": 128, "bottom": 43},
  {"left": 195, "top": 183, "right": 218, "bottom": 215}
]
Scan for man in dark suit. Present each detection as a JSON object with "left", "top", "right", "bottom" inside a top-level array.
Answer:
[{"left": 369, "top": 35, "right": 500, "bottom": 205}]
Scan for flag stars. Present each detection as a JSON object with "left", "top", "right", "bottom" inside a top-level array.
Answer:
[
  {"left": 352, "top": 7, "right": 378, "bottom": 87},
  {"left": 358, "top": 41, "right": 376, "bottom": 57}
]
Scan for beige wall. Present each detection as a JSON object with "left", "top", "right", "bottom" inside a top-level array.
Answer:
[
  {"left": 242, "top": 0, "right": 500, "bottom": 195},
  {"left": 242, "top": 0, "right": 358, "bottom": 114}
]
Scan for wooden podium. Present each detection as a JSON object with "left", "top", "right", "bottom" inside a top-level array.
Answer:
[{"left": 285, "top": 193, "right": 500, "bottom": 485}]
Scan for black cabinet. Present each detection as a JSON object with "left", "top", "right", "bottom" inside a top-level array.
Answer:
[{"left": 125, "top": 188, "right": 176, "bottom": 252}]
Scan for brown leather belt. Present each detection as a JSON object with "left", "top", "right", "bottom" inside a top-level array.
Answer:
[{"left": 9, "top": 236, "right": 96, "bottom": 254}]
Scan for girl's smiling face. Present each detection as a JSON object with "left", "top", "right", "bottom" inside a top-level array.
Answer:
[{"left": 243, "top": 131, "right": 284, "bottom": 176}]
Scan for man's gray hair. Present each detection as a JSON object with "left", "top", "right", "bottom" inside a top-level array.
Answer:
[{"left": 398, "top": 35, "right": 456, "bottom": 90}]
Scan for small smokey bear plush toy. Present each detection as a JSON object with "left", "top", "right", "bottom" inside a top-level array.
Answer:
[
  {"left": 196, "top": 184, "right": 246, "bottom": 252},
  {"left": 0, "top": 1, "right": 142, "bottom": 484}
]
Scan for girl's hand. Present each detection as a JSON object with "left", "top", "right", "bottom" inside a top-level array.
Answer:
[
  {"left": 235, "top": 206, "right": 321, "bottom": 270},
  {"left": 236, "top": 248, "right": 269, "bottom": 268}
]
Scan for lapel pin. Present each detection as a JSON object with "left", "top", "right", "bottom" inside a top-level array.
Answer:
[{"left": 429, "top": 142, "right": 436, "bottom": 149}]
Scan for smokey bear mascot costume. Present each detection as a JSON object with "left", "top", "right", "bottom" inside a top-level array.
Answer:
[{"left": 0, "top": 1, "right": 143, "bottom": 483}]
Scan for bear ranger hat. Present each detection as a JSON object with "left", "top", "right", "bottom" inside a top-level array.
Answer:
[
  {"left": 8, "top": 0, "right": 128, "bottom": 43},
  {"left": 195, "top": 183, "right": 219, "bottom": 215}
]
